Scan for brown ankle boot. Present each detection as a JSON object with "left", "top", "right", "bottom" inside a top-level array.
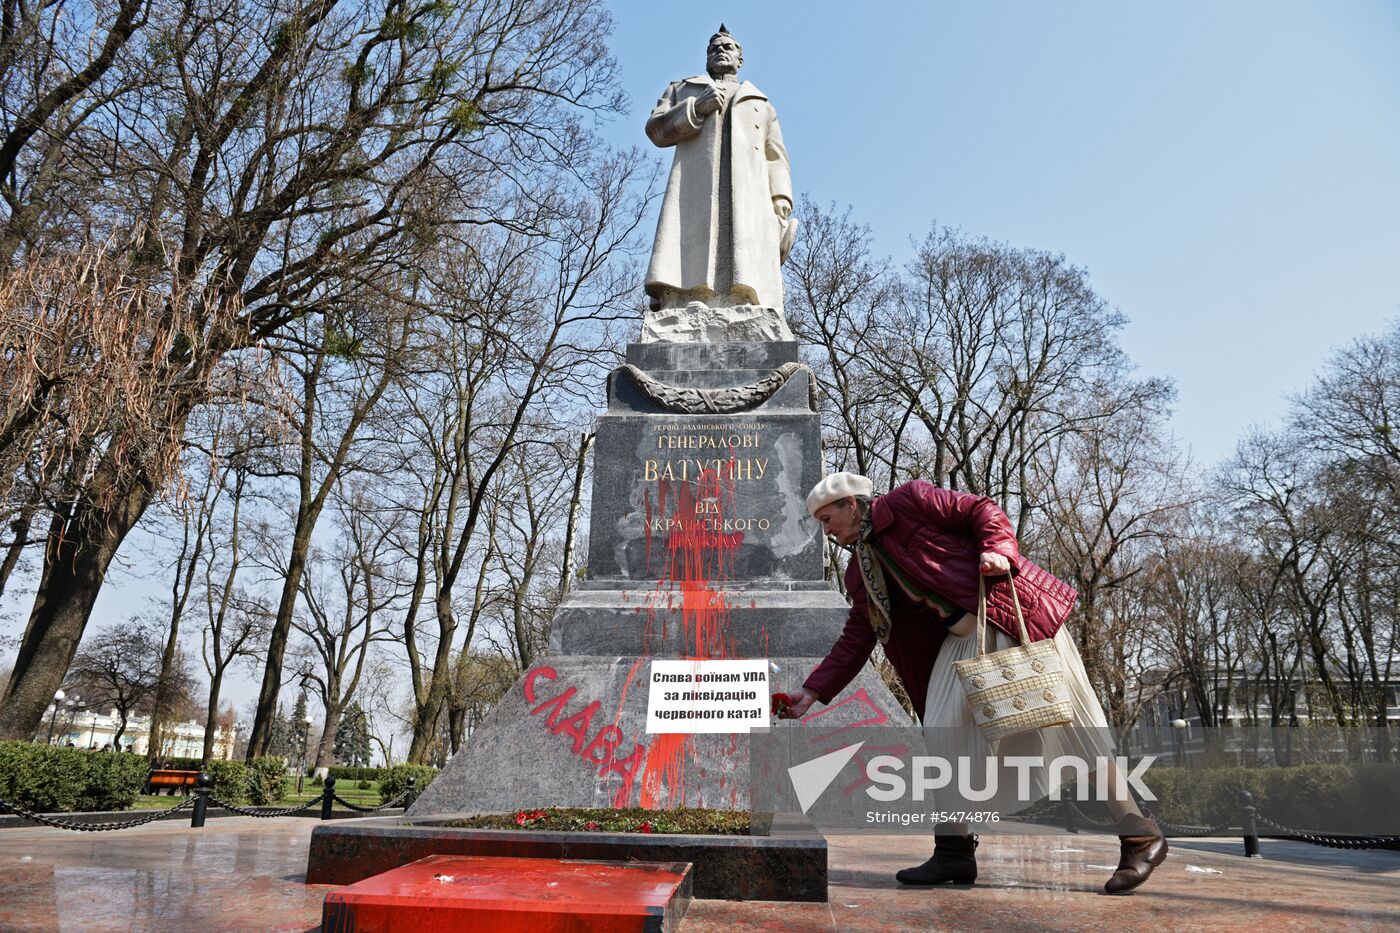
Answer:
[
  {"left": 895, "top": 834, "right": 978, "bottom": 885},
  {"left": 1104, "top": 813, "right": 1168, "bottom": 895}
]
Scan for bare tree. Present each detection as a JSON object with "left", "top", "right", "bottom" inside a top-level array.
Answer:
[
  {"left": 296, "top": 479, "right": 403, "bottom": 772},
  {"left": 493, "top": 439, "right": 578, "bottom": 669},
  {"left": 1041, "top": 385, "right": 1187, "bottom": 726},
  {"left": 66, "top": 621, "right": 165, "bottom": 746},
  {"left": 194, "top": 452, "right": 271, "bottom": 765},
  {"left": 784, "top": 201, "right": 896, "bottom": 481},
  {"left": 445, "top": 650, "right": 516, "bottom": 754},
  {"left": 1293, "top": 322, "right": 1400, "bottom": 503},
  {"left": 0, "top": 248, "right": 235, "bottom": 739},
  {"left": 1292, "top": 324, "right": 1400, "bottom": 734},
  {"left": 0, "top": 0, "right": 152, "bottom": 258},
  {"left": 390, "top": 158, "right": 650, "bottom": 764},
  {"left": 557, "top": 430, "right": 594, "bottom": 600},
  {"left": 1223, "top": 431, "right": 1354, "bottom": 724},
  {"left": 1141, "top": 509, "right": 1251, "bottom": 729},
  {"left": 245, "top": 307, "right": 407, "bottom": 758},
  {"left": 0, "top": 0, "right": 631, "bottom": 741},
  {"left": 873, "top": 227, "right": 1159, "bottom": 540}
]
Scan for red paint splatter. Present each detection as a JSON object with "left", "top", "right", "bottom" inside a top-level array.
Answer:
[
  {"left": 639, "top": 454, "right": 746, "bottom": 659},
  {"left": 632, "top": 448, "right": 758, "bottom": 809},
  {"left": 613, "top": 658, "right": 645, "bottom": 728},
  {"left": 802, "top": 688, "right": 890, "bottom": 740},
  {"left": 639, "top": 732, "right": 690, "bottom": 808},
  {"left": 799, "top": 689, "right": 908, "bottom": 799}
]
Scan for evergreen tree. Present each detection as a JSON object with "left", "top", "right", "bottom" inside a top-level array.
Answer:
[
  {"left": 265, "top": 702, "right": 294, "bottom": 759},
  {"left": 334, "top": 703, "right": 373, "bottom": 767},
  {"left": 289, "top": 690, "right": 311, "bottom": 769}
]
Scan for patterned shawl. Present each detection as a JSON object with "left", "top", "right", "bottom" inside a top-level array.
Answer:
[{"left": 855, "top": 506, "right": 963, "bottom": 645}]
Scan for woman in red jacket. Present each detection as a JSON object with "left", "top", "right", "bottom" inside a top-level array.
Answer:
[{"left": 784, "top": 472, "right": 1167, "bottom": 895}]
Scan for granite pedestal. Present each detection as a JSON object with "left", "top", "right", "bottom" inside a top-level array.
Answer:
[
  {"left": 309, "top": 340, "right": 910, "bottom": 901},
  {"left": 403, "top": 341, "right": 908, "bottom": 816}
]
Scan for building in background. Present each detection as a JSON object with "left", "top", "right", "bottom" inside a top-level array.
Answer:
[{"left": 52, "top": 709, "right": 236, "bottom": 760}]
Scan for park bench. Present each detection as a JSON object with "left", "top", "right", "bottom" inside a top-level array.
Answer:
[{"left": 144, "top": 768, "right": 200, "bottom": 796}]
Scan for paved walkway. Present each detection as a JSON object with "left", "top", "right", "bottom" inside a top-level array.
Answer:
[{"left": 0, "top": 819, "right": 1396, "bottom": 932}]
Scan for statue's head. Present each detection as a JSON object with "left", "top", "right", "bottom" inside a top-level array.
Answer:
[{"left": 706, "top": 24, "right": 742, "bottom": 77}]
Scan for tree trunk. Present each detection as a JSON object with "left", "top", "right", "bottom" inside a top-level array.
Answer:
[
  {"left": 147, "top": 612, "right": 185, "bottom": 761},
  {"left": 0, "top": 499, "right": 36, "bottom": 599},
  {"left": 201, "top": 665, "right": 227, "bottom": 766},
  {"left": 245, "top": 514, "right": 314, "bottom": 757},
  {"left": 148, "top": 510, "right": 202, "bottom": 761},
  {"left": 313, "top": 702, "right": 343, "bottom": 776},
  {"left": 447, "top": 704, "right": 466, "bottom": 755},
  {"left": 406, "top": 587, "right": 460, "bottom": 763},
  {"left": 0, "top": 471, "right": 153, "bottom": 740},
  {"left": 406, "top": 645, "right": 454, "bottom": 764}
]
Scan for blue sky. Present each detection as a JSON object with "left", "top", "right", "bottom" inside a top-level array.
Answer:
[{"left": 601, "top": 0, "right": 1400, "bottom": 468}]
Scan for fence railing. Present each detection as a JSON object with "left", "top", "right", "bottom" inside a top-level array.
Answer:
[
  {"left": 0, "top": 775, "right": 417, "bottom": 833},
  {"left": 4, "top": 780, "right": 1398, "bottom": 854},
  {"left": 1028, "top": 789, "right": 1400, "bottom": 854}
]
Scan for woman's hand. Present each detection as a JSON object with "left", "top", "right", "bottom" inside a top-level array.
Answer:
[
  {"left": 979, "top": 551, "right": 1011, "bottom": 576},
  {"left": 783, "top": 687, "right": 819, "bottom": 719}
]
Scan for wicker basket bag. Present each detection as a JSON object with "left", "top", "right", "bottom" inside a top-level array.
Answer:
[{"left": 953, "top": 575, "right": 1074, "bottom": 743}]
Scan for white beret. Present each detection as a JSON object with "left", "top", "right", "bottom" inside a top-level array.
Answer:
[{"left": 806, "top": 472, "right": 874, "bottom": 517}]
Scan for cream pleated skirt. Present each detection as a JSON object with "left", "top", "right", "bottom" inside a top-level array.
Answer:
[{"left": 921, "top": 614, "right": 1117, "bottom": 812}]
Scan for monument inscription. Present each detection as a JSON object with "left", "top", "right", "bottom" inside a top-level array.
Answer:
[{"left": 587, "top": 411, "right": 825, "bottom": 581}]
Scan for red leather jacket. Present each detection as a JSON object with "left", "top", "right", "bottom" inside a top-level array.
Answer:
[{"left": 803, "top": 480, "right": 1078, "bottom": 719}]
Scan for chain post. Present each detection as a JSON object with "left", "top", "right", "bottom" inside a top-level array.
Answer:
[
  {"left": 1062, "top": 795, "right": 1077, "bottom": 834},
  {"left": 1240, "top": 790, "right": 1261, "bottom": 858},
  {"left": 191, "top": 773, "right": 212, "bottom": 828},
  {"left": 404, "top": 775, "right": 417, "bottom": 809},
  {"left": 321, "top": 777, "right": 336, "bottom": 820}
]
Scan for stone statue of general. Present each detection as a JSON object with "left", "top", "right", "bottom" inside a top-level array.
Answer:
[{"left": 642, "top": 25, "right": 796, "bottom": 342}]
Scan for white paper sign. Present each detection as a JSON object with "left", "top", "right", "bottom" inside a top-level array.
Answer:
[{"left": 645, "top": 659, "right": 771, "bottom": 734}]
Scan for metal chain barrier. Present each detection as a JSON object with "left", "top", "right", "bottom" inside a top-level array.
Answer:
[
  {"left": 1254, "top": 813, "right": 1400, "bottom": 851},
  {"left": 331, "top": 790, "right": 410, "bottom": 813},
  {"left": 1010, "top": 799, "right": 1062, "bottom": 821},
  {"left": 1069, "top": 801, "right": 1120, "bottom": 830},
  {"left": 1, "top": 772, "right": 420, "bottom": 831},
  {"left": 206, "top": 794, "right": 325, "bottom": 818},
  {"left": 1137, "top": 803, "right": 1233, "bottom": 836},
  {"left": 1151, "top": 816, "right": 1234, "bottom": 836},
  {"left": 0, "top": 795, "right": 194, "bottom": 832}
]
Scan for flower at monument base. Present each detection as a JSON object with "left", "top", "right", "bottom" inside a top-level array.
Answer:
[
  {"left": 584, "top": 820, "right": 601, "bottom": 830},
  {"left": 638, "top": 821, "right": 654, "bottom": 834}
]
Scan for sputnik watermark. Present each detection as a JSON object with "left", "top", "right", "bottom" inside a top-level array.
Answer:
[
  {"left": 787, "top": 747, "right": 1157, "bottom": 815},
  {"left": 865, "top": 755, "right": 1157, "bottom": 803},
  {"left": 787, "top": 742, "right": 865, "bottom": 813}
]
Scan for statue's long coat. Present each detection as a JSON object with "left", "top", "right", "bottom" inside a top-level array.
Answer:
[{"left": 644, "top": 75, "right": 792, "bottom": 312}]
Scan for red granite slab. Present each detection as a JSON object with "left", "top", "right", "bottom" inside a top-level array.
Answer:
[
  {"left": 320, "top": 854, "right": 692, "bottom": 933},
  {"left": 306, "top": 813, "right": 828, "bottom": 901}
]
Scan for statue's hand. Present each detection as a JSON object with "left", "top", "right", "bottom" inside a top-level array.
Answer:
[
  {"left": 694, "top": 83, "right": 729, "bottom": 117},
  {"left": 773, "top": 198, "right": 792, "bottom": 221}
]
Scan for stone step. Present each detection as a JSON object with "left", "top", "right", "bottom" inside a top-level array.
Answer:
[{"left": 321, "top": 854, "right": 691, "bottom": 933}]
